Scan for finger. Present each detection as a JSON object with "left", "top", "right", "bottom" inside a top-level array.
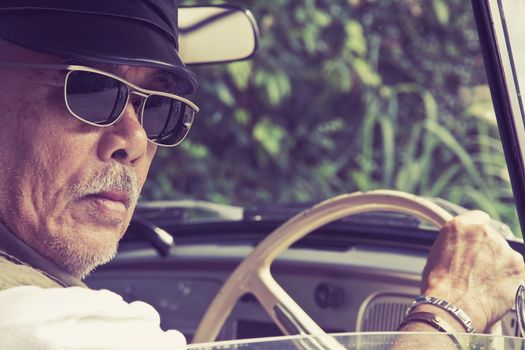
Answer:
[
  {"left": 450, "top": 210, "right": 491, "bottom": 226},
  {"left": 440, "top": 210, "right": 499, "bottom": 243}
]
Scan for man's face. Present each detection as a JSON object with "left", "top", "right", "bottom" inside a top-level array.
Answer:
[{"left": 0, "top": 45, "right": 159, "bottom": 278}]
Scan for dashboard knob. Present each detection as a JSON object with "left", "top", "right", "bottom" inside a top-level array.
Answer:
[{"left": 314, "top": 283, "right": 345, "bottom": 309}]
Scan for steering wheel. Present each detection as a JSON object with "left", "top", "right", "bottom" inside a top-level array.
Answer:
[{"left": 192, "top": 190, "right": 496, "bottom": 343}]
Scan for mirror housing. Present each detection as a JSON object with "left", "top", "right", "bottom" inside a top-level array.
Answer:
[{"left": 178, "top": 5, "right": 259, "bottom": 65}]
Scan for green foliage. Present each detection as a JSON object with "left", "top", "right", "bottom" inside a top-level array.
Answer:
[
  {"left": 253, "top": 119, "right": 286, "bottom": 156},
  {"left": 143, "top": 0, "right": 521, "bottom": 236},
  {"left": 432, "top": 0, "right": 450, "bottom": 26}
]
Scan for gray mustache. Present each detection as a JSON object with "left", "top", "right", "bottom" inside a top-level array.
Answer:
[{"left": 71, "top": 164, "right": 139, "bottom": 208}]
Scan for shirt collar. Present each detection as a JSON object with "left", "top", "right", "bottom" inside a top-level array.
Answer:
[{"left": 0, "top": 221, "right": 86, "bottom": 288}]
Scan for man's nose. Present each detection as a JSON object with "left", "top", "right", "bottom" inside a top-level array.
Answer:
[{"left": 96, "top": 101, "right": 148, "bottom": 165}]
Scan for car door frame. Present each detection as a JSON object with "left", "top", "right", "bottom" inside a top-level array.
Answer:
[{"left": 472, "top": 0, "right": 525, "bottom": 247}]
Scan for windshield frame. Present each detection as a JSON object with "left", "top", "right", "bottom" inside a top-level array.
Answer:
[
  {"left": 471, "top": 0, "right": 525, "bottom": 251},
  {"left": 187, "top": 331, "right": 525, "bottom": 349}
]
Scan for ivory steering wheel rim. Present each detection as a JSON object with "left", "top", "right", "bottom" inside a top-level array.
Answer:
[{"left": 192, "top": 190, "right": 454, "bottom": 343}]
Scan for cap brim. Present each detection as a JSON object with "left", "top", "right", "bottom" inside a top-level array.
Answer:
[{"left": 0, "top": 11, "right": 198, "bottom": 94}]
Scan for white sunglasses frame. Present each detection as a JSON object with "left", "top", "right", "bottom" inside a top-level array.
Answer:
[{"left": 0, "top": 62, "right": 199, "bottom": 147}]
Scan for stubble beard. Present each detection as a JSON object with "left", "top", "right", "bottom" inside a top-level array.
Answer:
[{"left": 41, "top": 233, "right": 120, "bottom": 280}]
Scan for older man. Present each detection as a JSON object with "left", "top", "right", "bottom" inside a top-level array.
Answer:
[
  {"left": 0, "top": 1, "right": 199, "bottom": 347},
  {"left": 0, "top": 0, "right": 523, "bottom": 349},
  {"left": 0, "top": 1, "right": 198, "bottom": 289}
]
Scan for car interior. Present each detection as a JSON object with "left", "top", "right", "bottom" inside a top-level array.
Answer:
[
  {"left": 84, "top": 0, "right": 525, "bottom": 346},
  {"left": 85, "top": 195, "right": 524, "bottom": 342}
]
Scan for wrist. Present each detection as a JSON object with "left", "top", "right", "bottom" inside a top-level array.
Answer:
[
  {"left": 421, "top": 290, "right": 487, "bottom": 332},
  {"left": 397, "top": 311, "right": 465, "bottom": 350},
  {"left": 410, "top": 304, "right": 470, "bottom": 332}
]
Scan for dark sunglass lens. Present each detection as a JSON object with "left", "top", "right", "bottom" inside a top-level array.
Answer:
[
  {"left": 143, "top": 95, "right": 195, "bottom": 146},
  {"left": 66, "top": 71, "right": 128, "bottom": 125}
]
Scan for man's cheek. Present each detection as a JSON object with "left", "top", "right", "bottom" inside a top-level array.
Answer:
[{"left": 138, "top": 149, "right": 157, "bottom": 186}]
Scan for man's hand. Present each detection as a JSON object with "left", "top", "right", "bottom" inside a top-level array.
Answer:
[{"left": 421, "top": 210, "right": 525, "bottom": 332}]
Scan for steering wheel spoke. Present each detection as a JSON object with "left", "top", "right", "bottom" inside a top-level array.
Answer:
[{"left": 249, "top": 268, "right": 324, "bottom": 336}]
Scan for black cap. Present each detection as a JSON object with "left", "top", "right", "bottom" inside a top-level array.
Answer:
[{"left": 0, "top": 0, "right": 198, "bottom": 94}]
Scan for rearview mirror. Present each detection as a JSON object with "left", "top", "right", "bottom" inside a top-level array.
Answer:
[{"left": 178, "top": 5, "right": 259, "bottom": 65}]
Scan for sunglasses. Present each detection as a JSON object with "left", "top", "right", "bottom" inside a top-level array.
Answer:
[{"left": 0, "top": 62, "right": 199, "bottom": 147}]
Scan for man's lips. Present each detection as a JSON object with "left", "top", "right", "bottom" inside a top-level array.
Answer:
[
  {"left": 93, "top": 191, "right": 130, "bottom": 208},
  {"left": 81, "top": 191, "right": 130, "bottom": 215}
]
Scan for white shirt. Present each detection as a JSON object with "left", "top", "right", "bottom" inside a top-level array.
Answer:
[{"left": 0, "top": 286, "right": 186, "bottom": 350}]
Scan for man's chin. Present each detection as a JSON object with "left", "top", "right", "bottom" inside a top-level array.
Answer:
[
  {"left": 39, "top": 216, "right": 125, "bottom": 280},
  {"left": 42, "top": 233, "right": 119, "bottom": 280}
]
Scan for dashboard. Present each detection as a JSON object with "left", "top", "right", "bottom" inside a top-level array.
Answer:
[{"left": 85, "top": 232, "right": 521, "bottom": 342}]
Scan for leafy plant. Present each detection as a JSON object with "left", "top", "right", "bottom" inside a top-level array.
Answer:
[{"left": 143, "top": 0, "right": 521, "bottom": 236}]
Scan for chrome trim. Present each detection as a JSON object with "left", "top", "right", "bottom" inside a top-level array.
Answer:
[{"left": 515, "top": 283, "right": 525, "bottom": 337}]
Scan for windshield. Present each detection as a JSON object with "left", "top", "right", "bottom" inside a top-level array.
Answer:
[
  {"left": 188, "top": 332, "right": 525, "bottom": 350},
  {"left": 142, "top": 0, "right": 520, "bottom": 235}
]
